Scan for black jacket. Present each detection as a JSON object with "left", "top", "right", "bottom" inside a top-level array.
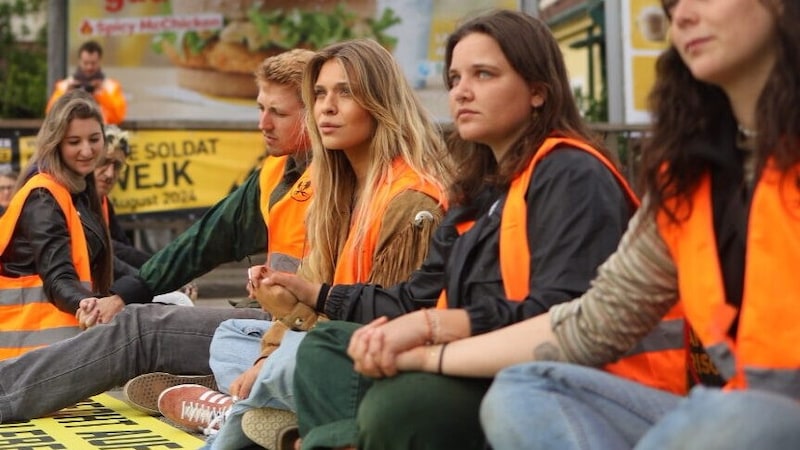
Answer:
[
  {"left": 106, "top": 200, "right": 152, "bottom": 268},
  {"left": 0, "top": 187, "right": 137, "bottom": 314},
  {"left": 325, "top": 147, "right": 634, "bottom": 334}
]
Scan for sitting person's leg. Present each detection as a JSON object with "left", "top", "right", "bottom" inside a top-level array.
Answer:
[
  {"left": 294, "top": 321, "right": 375, "bottom": 450},
  {"left": 481, "top": 361, "right": 681, "bottom": 450},
  {"left": 358, "top": 372, "right": 491, "bottom": 450},
  {"left": 0, "top": 304, "right": 267, "bottom": 422},
  {"left": 193, "top": 323, "right": 307, "bottom": 449},
  {"left": 123, "top": 318, "right": 270, "bottom": 414},
  {"left": 209, "top": 318, "right": 272, "bottom": 393},
  {"left": 636, "top": 387, "right": 800, "bottom": 450}
]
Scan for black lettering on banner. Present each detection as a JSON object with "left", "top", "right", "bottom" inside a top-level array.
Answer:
[
  {"left": 182, "top": 138, "right": 218, "bottom": 157},
  {"left": 121, "top": 161, "right": 194, "bottom": 190},
  {"left": 112, "top": 195, "right": 159, "bottom": 213},
  {"left": 51, "top": 401, "right": 137, "bottom": 428},
  {"left": 0, "top": 424, "right": 65, "bottom": 449},
  {"left": 76, "top": 429, "right": 181, "bottom": 449},
  {"left": 144, "top": 140, "right": 219, "bottom": 160},
  {"left": 161, "top": 190, "right": 197, "bottom": 205},
  {"left": 172, "top": 160, "right": 193, "bottom": 186}
]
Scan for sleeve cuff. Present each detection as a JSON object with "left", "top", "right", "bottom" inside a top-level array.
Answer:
[
  {"left": 110, "top": 275, "right": 155, "bottom": 304},
  {"left": 325, "top": 285, "right": 351, "bottom": 320}
]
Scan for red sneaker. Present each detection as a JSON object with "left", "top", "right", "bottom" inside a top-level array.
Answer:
[{"left": 157, "top": 384, "right": 233, "bottom": 434}]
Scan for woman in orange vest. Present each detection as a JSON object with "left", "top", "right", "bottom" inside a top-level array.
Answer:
[
  {"left": 263, "top": 10, "right": 645, "bottom": 450},
  {"left": 155, "top": 39, "right": 454, "bottom": 449},
  {"left": 0, "top": 90, "right": 132, "bottom": 360},
  {"left": 355, "top": 1, "right": 800, "bottom": 449}
]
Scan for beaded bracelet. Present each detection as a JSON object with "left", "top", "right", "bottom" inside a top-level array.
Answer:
[{"left": 423, "top": 308, "right": 442, "bottom": 344}]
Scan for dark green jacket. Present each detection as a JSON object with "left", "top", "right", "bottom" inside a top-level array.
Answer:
[{"left": 110, "top": 170, "right": 266, "bottom": 303}]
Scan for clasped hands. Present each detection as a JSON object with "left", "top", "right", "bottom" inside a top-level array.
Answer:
[
  {"left": 76, "top": 295, "right": 125, "bottom": 330},
  {"left": 347, "top": 311, "right": 440, "bottom": 379},
  {"left": 245, "top": 265, "right": 321, "bottom": 312}
]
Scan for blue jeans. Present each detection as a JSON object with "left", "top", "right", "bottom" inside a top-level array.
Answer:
[
  {"left": 636, "top": 386, "right": 800, "bottom": 450},
  {"left": 0, "top": 304, "right": 267, "bottom": 423},
  {"left": 480, "top": 362, "right": 680, "bottom": 450},
  {"left": 203, "top": 319, "right": 305, "bottom": 450},
  {"left": 482, "top": 362, "right": 800, "bottom": 450}
]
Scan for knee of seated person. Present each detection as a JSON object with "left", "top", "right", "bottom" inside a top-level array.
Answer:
[
  {"left": 357, "top": 381, "right": 413, "bottom": 443},
  {"left": 297, "top": 322, "right": 361, "bottom": 361},
  {"left": 358, "top": 374, "right": 489, "bottom": 450},
  {"left": 480, "top": 381, "right": 514, "bottom": 427},
  {"left": 496, "top": 361, "right": 591, "bottom": 387}
]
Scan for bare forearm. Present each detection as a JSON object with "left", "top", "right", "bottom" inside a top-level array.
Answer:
[{"left": 425, "top": 313, "right": 562, "bottom": 378}]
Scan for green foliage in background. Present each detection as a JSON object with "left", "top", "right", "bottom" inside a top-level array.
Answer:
[
  {"left": 573, "top": 85, "right": 608, "bottom": 123},
  {"left": 0, "top": 0, "right": 47, "bottom": 119}
]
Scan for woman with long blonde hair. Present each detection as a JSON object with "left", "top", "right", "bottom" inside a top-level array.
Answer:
[
  {"left": 301, "top": 38, "right": 452, "bottom": 286},
  {"left": 162, "top": 39, "right": 453, "bottom": 450}
]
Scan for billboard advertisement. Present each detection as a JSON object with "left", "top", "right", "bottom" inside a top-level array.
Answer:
[{"left": 67, "top": 0, "right": 518, "bottom": 124}]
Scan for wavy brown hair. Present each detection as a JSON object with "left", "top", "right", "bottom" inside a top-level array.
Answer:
[
  {"left": 301, "top": 39, "right": 453, "bottom": 283},
  {"left": 443, "top": 9, "right": 612, "bottom": 205},
  {"left": 642, "top": 0, "right": 799, "bottom": 221}
]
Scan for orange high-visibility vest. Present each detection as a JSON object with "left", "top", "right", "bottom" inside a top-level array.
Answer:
[
  {"left": 101, "top": 196, "right": 110, "bottom": 225},
  {"left": 333, "top": 158, "right": 445, "bottom": 284},
  {"left": 259, "top": 156, "right": 312, "bottom": 272},
  {"left": 436, "top": 137, "right": 687, "bottom": 394},
  {"left": 47, "top": 78, "right": 127, "bottom": 125},
  {"left": 657, "top": 162, "right": 800, "bottom": 396},
  {"left": 0, "top": 174, "right": 91, "bottom": 360}
]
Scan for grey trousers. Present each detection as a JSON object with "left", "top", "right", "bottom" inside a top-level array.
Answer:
[{"left": 0, "top": 303, "right": 267, "bottom": 422}]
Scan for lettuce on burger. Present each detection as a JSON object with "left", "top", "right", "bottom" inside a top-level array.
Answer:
[{"left": 154, "top": 0, "right": 400, "bottom": 97}]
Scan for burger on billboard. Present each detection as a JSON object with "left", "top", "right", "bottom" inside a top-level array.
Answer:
[{"left": 154, "top": 0, "right": 400, "bottom": 98}]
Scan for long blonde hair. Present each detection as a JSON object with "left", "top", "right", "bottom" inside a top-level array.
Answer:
[{"left": 301, "top": 39, "right": 453, "bottom": 283}]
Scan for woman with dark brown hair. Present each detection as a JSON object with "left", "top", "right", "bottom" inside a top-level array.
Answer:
[
  {"left": 370, "top": 0, "right": 800, "bottom": 449},
  {"left": 270, "top": 9, "right": 640, "bottom": 449}
]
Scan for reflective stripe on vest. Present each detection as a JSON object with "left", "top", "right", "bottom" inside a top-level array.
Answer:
[
  {"left": 0, "top": 174, "right": 90, "bottom": 360},
  {"left": 657, "top": 163, "right": 800, "bottom": 397},
  {"left": 603, "top": 307, "right": 686, "bottom": 394},
  {"left": 333, "top": 158, "right": 445, "bottom": 284},
  {"left": 258, "top": 156, "right": 312, "bottom": 273}
]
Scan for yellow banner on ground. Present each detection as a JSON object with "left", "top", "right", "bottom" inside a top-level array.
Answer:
[
  {"left": 0, "top": 393, "right": 204, "bottom": 449},
  {"left": 19, "top": 130, "right": 264, "bottom": 215}
]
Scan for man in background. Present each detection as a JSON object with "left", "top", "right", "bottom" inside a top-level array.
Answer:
[{"left": 47, "top": 40, "right": 127, "bottom": 124}]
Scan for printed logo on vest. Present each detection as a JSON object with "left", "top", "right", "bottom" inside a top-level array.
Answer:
[{"left": 291, "top": 179, "right": 311, "bottom": 202}]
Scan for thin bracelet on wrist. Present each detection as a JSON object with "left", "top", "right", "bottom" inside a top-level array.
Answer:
[
  {"left": 437, "top": 342, "right": 449, "bottom": 374},
  {"left": 423, "top": 308, "right": 434, "bottom": 344}
]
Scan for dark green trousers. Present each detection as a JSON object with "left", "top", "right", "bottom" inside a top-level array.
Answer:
[{"left": 295, "top": 321, "right": 491, "bottom": 450}]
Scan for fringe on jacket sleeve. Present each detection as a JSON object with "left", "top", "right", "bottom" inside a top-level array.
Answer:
[{"left": 368, "top": 190, "right": 445, "bottom": 287}]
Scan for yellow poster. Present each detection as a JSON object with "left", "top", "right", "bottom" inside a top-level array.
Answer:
[
  {"left": 19, "top": 130, "right": 264, "bottom": 215},
  {"left": 0, "top": 137, "right": 13, "bottom": 165},
  {"left": 623, "top": 0, "right": 670, "bottom": 124},
  {"left": 0, "top": 393, "right": 204, "bottom": 448},
  {"left": 110, "top": 130, "right": 263, "bottom": 214}
]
